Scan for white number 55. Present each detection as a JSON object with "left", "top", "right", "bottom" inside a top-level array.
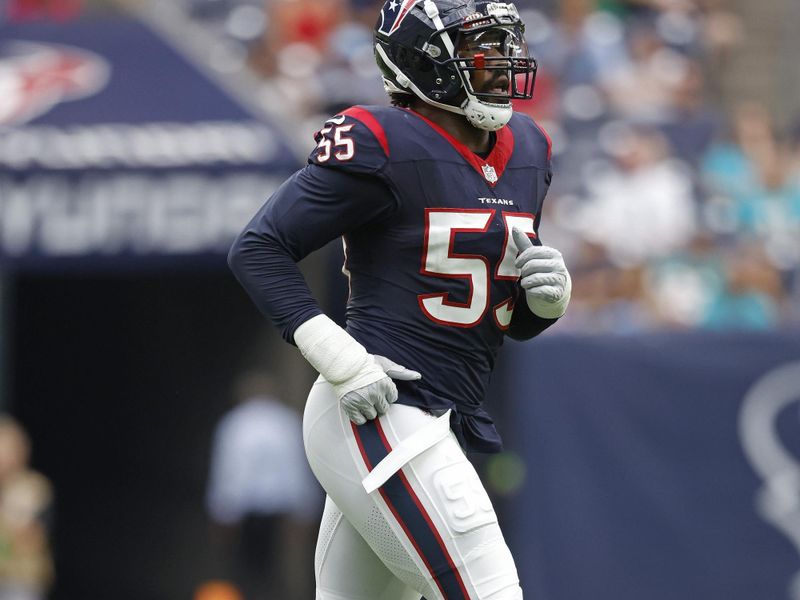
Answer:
[
  {"left": 316, "top": 125, "right": 355, "bottom": 162},
  {"left": 419, "top": 208, "right": 536, "bottom": 329}
]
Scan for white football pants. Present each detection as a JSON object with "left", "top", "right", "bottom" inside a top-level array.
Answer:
[{"left": 303, "top": 377, "right": 523, "bottom": 600}]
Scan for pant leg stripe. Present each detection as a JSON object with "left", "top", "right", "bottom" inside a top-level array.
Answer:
[
  {"left": 374, "top": 418, "right": 472, "bottom": 600},
  {"left": 351, "top": 420, "right": 374, "bottom": 469},
  {"left": 351, "top": 421, "right": 449, "bottom": 599},
  {"left": 351, "top": 419, "right": 471, "bottom": 600}
]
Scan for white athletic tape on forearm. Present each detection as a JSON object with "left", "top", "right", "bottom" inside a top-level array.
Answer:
[
  {"left": 294, "top": 314, "right": 382, "bottom": 392},
  {"left": 362, "top": 410, "right": 452, "bottom": 494}
]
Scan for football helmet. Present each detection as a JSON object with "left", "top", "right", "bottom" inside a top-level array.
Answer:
[{"left": 374, "top": 0, "right": 536, "bottom": 131}]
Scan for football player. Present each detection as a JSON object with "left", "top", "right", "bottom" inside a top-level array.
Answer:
[{"left": 228, "top": 0, "right": 571, "bottom": 598}]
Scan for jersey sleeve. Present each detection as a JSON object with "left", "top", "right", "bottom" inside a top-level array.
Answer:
[
  {"left": 506, "top": 289, "right": 558, "bottom": 340},
  {"left": 308, "top": 107, "right": 391, "bottom": 176},
  {"left": 228, "top": 164, "right": 398, "bottom": 343}
]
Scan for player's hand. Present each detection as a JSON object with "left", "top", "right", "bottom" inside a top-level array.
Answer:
[
  {"left": 339, "top": 355, "right": 422, "bottom": 426},
  {"left": 512, "top": 228, "right": 571, "bottom": 319},
  {"left": 293, "top": 315, "right": 421, "bottom": 424}
]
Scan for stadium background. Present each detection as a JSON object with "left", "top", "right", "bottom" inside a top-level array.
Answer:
[{"left": 1, "top": 0, "right": 800, "bottom": 598}]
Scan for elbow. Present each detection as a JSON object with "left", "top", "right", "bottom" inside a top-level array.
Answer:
[{"left": 227, "top": 233, "right": 247, "bottom": 279}]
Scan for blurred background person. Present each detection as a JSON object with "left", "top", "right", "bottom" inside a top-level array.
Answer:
[
  {"left": 574, "top": 122, "right": 697, "bottom": 267},
  {"left": 205, "top": 371, "right": 321, "bottom": 600},
  {"left": 0, "top": 417, "right": 53, "bottom": 600}
]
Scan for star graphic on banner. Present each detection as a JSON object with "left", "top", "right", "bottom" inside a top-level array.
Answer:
[{"left": 388, "top": 0, "right": 398, "bottom": 10}]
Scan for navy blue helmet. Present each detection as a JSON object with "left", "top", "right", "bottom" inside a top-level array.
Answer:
[{"left": 374, "top": 0, "right": 536, "bottom": 130}]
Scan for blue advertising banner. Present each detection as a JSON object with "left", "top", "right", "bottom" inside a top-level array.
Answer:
[
  {"left": 0, "top": 18, "right": 300, "bottom": 265},
  {"left": 501, "top": 332, "right": 800, "bottom": 600}
]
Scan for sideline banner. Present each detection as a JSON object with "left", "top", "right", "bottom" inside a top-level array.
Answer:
[
  {"left": 0, "top": 18, "right": 299, "bottom": 265},
  {"left": 501, "top": 332, "right": 800, "bottom": 600}
]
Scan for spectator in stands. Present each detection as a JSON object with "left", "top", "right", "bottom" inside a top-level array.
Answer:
[
  {"left": 703, "top": 102, "right": 800, "bottom": 269},
  {"left": 315, "top": 17, "right": 387, "bottom": 115},
  {"left": 206, "top": 371, "right": 321, "bottom": 600},
  {"left": 702, "top": 103, "right": 777, "bottom": 212},
  {"left": 659, "top": 59, "right": 719, "bottom": 167},
  {"left": 574, "top": 123, "right": 697, "bottom": 266},
  {"left": 533, "top": 0, "right": 628, "bottom": 91},
  {"left": 643, "top": 232, "right": 725, "bottom": 328},
  {"left": 601, "top": 19, "right": 690, "bottom": 124},
  {"left": 558, "top": 241, "right": 656, "bottom": 333},
  {"left": 700, "top": 241, "right": 782, "bottom": 329}
]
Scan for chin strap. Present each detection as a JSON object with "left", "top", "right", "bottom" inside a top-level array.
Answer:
[{"left": 464, "top": 99, "right": 513, "bottom": 131}]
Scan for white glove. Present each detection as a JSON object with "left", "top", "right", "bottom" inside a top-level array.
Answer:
[
  {"left": 293, "top": 315, "right": 421, "bottom": 425},
  {"left": 340, "top": 355, "right": 422, "bottom": 425},
  {"left": 512, "top": 228, "right": 571, "bottom": 319}
]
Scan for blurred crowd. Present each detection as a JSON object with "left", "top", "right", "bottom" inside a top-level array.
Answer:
[
  {"left": 515, "top": 0, "right": 800, "bottom": 333},
  {"left": 181, "top": 0, "right": 799, "bottom": 333},
  {"left": 8, "top": 0, "right": 795, "bottom": 333}
]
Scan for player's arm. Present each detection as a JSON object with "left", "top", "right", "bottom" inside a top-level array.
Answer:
[
  {"left": 228, "top": 165, "right": 392, "bottom": 341},
  {"left": 228, "top": 165, "right": 420, "bottom": 424},
  {"left": 228, "top": 111, "right": 420, "bottom": 424}
]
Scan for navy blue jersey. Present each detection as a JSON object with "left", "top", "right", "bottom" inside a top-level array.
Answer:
[{"left": 229, "top": 105, "right": 556, "bottom": 452}]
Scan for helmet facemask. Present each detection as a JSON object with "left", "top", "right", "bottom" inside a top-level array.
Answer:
[{"left": 448, "top": 20, "right": 536, "bottom": 130}]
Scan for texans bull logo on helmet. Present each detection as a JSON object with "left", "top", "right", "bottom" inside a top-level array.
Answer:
[{"left": 377, "top": 0, "right": 420, "bottom": 36}]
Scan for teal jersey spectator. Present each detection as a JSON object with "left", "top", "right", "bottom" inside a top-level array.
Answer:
[{"left": 701, "top": 292, "right": 778, "bottom": 330}]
